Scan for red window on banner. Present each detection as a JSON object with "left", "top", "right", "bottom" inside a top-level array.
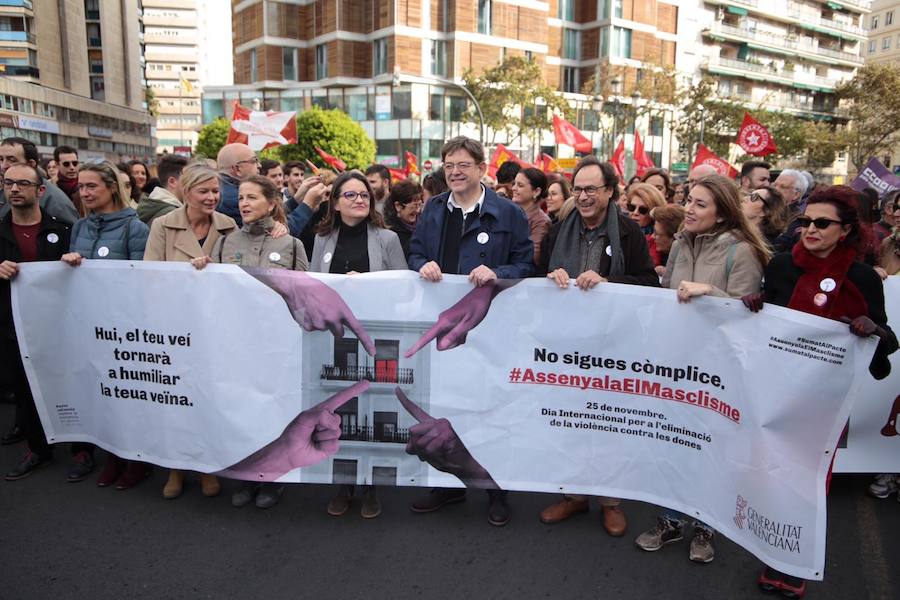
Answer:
[{"left": 375, "top": 359, "right": 398, "bottom": 383}]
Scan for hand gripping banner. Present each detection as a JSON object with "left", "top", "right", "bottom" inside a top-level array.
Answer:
[{"left": 12, "top": 263, "right": 881, "bottom": 580}]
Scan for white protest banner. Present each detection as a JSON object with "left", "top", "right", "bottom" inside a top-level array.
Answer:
[
  {"left": 834, "top": 276, "right": 900, "bottom": 472},
  {"left": 12, "top": 262, "right": 881, "bottom": 580}
]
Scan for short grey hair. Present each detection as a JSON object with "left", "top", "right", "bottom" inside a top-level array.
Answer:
[{"left": 780, "top": 169, "right": 808, "bottom": 197}]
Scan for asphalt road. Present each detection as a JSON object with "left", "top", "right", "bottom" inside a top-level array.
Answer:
[{"left": 0, "top": 403, "right": 897, "bottom": 600}]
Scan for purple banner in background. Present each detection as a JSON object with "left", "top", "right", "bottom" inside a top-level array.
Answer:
[{"left": 850, "top": 158, "right": 900, "bottom": 197}]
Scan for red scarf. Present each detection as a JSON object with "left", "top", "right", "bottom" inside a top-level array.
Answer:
[{"left": 788, "top": 243, "right": 868, "bottom": 320}]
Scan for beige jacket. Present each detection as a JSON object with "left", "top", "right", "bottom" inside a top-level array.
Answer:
[
  {"left": 144, "top": 206, "right": 237, "bottom": 262},
  {"left": 211, "top": 216, "right": 308, "bottom": 271},
  {"left": 662, "top": 230, "right": 764, "bottom": 298}
]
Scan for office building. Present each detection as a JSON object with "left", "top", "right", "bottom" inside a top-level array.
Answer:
[{"left": 0, "top": 0, "right": 154, "bottom": 162}]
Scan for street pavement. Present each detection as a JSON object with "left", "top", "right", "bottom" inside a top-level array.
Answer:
[{"left": 0, "top": 403, "right": 897, "bottom": 600}]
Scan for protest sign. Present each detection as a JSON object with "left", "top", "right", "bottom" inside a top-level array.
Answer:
[{"left": 12, "top": 264, "right": 882, "bottom": 579}]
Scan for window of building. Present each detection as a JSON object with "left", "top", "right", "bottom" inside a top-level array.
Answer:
[
  {"left": 249, "top": 48, "right": 257, "bottom": 83},
  {"left": 563, "top": 29, "right": 580, "bottom": 60},
  {"left": 611, "top": 27, "right": 631, "bottom": 58},
  {"left": 373, "top": 38, "right": 387, "bottom": 76},
  {"left": 558, "top": 0, "right": 574, "bottom": 20},
  {"left": 90, "top": 75, "right": 105, "bottom": 101},
  {"left": 477, "top": 0, "right": 491, "bottom": 35},
  {"left": 430, "top": 40, "right": 447, "bottom": 77},
  {"left": 613, "top": 0, "right": 623, "bottom": 18},
  {"left": 316, "top": 44, "right": 327, "bottom": 79},
  {"left": 562, "top": 66, "right": 579, "bottom": 93},
  {"left": 887, "top": 11, "right": 894, "bottom": 25},
  {"left": 283, "top": 47, "right": 296, "bottom": 80},
  {"left": 871, "top": 15, "right": 879, "bottom": 30},
  {"left": 525, "top": 50, "right": 533, "bottom": 61},
  {"left": 392, "top": 91, "right": 412, "bottom": 119},
  {"left": 883, "top": 36, "right": 891, "bottom": 50},
  {"left": 650, "top": 116, "right": 664, "bottom": 136},
  {"left": 869, "top": 39, "right": 877, "bottom": 53}
]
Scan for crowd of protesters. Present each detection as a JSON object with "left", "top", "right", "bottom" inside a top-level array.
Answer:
[{"left": 0, "top": 134, "right": 897, "bottom": 598}]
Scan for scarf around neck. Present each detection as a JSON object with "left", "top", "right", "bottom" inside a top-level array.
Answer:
[
  {"left": 548, "top": 201, "right": 624, "bottom": 277},
  {"left": 788, "top": 242, "right": 868, "bottom": 320}
]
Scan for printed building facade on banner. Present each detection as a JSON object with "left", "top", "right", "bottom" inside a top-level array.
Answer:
[{"left": 299, "top": 321, "right": 432, "bottom": 487}]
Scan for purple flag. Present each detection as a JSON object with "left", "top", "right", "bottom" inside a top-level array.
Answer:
[{"left": 850, "top": 158, "right": 900, "bottom": 197}]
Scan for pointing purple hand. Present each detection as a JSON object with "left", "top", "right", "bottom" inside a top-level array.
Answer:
[
  {"left": 405, "top": 283, "right": 500, "bottom": 358},
  {"left": 395, "top": 387, "right": 498, "bottom": 490},
  {"left": 220, "top": 380, "right": 370, "bottom": 481},
  {"left": 251, "top": 269, "right": 376, "bottom": 355}
]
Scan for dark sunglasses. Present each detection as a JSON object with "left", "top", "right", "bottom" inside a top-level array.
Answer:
[
  {"left": 62, "top": 160, "right": 78, "bottom": 167},
  {"left": 626, "top": 203, "right": 649, "bottom": 215},
  {"left": 796, "top": 217, "right": 843, "bottom": 230}
]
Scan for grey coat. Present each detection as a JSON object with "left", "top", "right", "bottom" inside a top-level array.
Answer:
[
  {"left": 210, "top": 216, "right": 308, "bottom": 271},
  {"left": 310, "top": 223, "right": 407, "bottom": 273}
]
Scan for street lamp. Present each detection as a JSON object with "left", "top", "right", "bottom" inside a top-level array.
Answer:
[
  {"left": 698, "top": 104, "right": 706, "bottom": 146},
  {"left": 609, "top": 77, "right": 622, "bottom": 155}
]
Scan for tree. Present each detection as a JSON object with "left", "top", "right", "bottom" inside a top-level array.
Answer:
[
  {"left": 195, "top": 118, "right": 231, "bottom": 159},
  {"left": 837, "top": 63, "right": 900, "bottom": 174},
  {"left": 463, "top": 56, "right": 572, "bottom": 146},
  {"left": 802, "top": 121, "right": 849, "bottom": 172},
  {"left": 278, "top": 107, "right": 375, "bottom": 170}
]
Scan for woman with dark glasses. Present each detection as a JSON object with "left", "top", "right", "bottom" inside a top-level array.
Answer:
[
  {"left": 741, "top": 185, "right": 789, "bottom": 249},
  {"left": 625, "top": 183, "right": 666, "bottom": 266},
  {"left": 742, "top": 185, "right": 897, "bottom": 598}
]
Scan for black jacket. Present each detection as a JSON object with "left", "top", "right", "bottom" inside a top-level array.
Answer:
[
  {"left": 538, "top": 211, "right": 660, "bottom": 287},
  {"left": 0, "top": 211, "right": 71, "bottom": 341},
  {"left": 764, "top": 252, "right": 898, "bottom": 379}
]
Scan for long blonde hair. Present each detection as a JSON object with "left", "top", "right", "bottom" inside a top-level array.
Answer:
[
  {"left": 692, "top": 174, "right": 772, "bottom": 266},
  {"left": 79, "top": 161, "right": 132, "bottom": 212}
]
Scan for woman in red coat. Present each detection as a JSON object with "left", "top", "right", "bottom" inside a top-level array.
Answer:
[{"left": 743, "top": 185, "right": 898, "bottom": 598}]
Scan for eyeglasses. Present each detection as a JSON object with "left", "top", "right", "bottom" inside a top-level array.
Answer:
[
  {"left": 626, "top": 203, "right": 649, "bottom": 215},
  {"left": 61, "top": 160, "right": 78, "bottom": 168},
  {"left": 2, "top": 178, "right": 39, "bottom": 188},
  {"left": 572, "top": 185, "right": 605, "bottom": 197},
  {"left": 796, "top": 217, "right": 843, "bottom": 230},
  {"left": 443, "top": 162, "right": 475, "bottom": 172},
  {"left": 341, "top": 191, "right": 371, "bottom": 202},
  {"left": 235, "top": 157, "right": 260, "bottom": 167}
]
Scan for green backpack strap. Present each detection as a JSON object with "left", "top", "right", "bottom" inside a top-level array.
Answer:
[{"left": 725, "top": 242, "right": 738, "bottom": 279}]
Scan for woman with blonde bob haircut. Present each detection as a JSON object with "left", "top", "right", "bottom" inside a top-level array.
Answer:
[
  {"left": 143, "top": 162, "right": 239, "bottom": 500},
  {"left": 635, "top": 173, "right": 771, "bottom": 565},
  {"left": 144, "top": 162, "right": 239, "bottom": 265}
]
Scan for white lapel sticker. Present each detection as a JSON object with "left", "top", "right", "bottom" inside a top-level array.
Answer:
[
  {"left": 477, "top": 232, "right": 489, "bottom": 245},
  {"left": 323, "top": 252, "right": 333, "bottom": 263},
  {"left": 97, "top": 246, "right": 110, "bottom": 257},
  {"left": 269, "top": 252, "right": 281, "bottom": 262},
  {"left": 606, "top": 245, "right": 612, "bottom": 256},
  {"left": 819, "top": 278, "right": 836, "bottom": 293},
  {"left": 46, "top": 233, "right": 59, "bottom": 244}
]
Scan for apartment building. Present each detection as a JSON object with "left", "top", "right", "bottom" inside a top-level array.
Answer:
[
  {"left": 865, "top": 0, "right": 899, "bottom": 169},
  {"left": 202, "top": 0, "right": 680, "bottom": 168},
  {"left": 0, "top": 0, "right": 154, "bottom": 162}
]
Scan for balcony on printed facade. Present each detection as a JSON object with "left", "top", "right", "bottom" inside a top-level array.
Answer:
[
  {"left": 338, "top": 424, "right": 411, "bottom": 444},
  {"left": 320, "top": 364, "right": 415, "bottom": 385}
]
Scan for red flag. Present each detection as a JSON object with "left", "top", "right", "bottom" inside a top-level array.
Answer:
[
  {"left": 404, "top": 151, "right": 419, "bottom": 177},
  {"left": 633, "top": 131, "right": 655, "bottom": 177},
  {"left": 736, "top": 112, "right": 777, "bottom": 156},
  {"left": 315, "top": 147, "right": 346, "bottom": 172},
  {"left": 226, "top": 103, "right": 297, "bottom": 152},
  {"left": 487, "top": 144, "right": 532, "bottom": 178},
  {"left": 387, "top": 167, "right": 407, "bottom": 183},
  {"left": 692, "top": 144, "right": 739, "bottom": 178},
  {"left": 538, "top": 153, "right": 562, "bottom": 173},
  {"left": 610, "top": 139, "right": 625, "bottom": 181},
  {"left": 552, "top": 114, "right": 592, "bottom": 153}
]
